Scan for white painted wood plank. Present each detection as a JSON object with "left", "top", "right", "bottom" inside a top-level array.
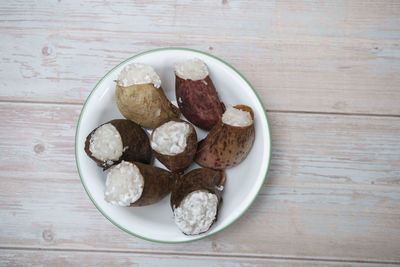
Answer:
[
  {"left": 1, "top": 0, "right": 399, "bottom": 40},
  {"left": 0, "top": 0, "right": 399, "bottom": 115},
  {"left": 3, "top": 250, "right": 398, "bottom": 267},
  {"left": 0, "top": 103, "right": 399, "bottom": 262},
  {"left": 268, "top": 112, "right": 400, "bottom": 186},
  {"left": 1, "top": 249, "right": 398, "bottom": 267},
  {"left": 1, "top": 177, "right": 399, "bottom": 262},
  {"left": 1, "top": 0, "right": 400, "bottom": 264}
]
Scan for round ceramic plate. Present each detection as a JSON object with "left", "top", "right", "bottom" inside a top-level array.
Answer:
[{"left": 75, "top": 47, "right": 271, "bottom": 243}]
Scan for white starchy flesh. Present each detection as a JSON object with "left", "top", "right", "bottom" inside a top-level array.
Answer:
[
  {"left": 104, "top": 161, "right": 144, "bottom": 206},
  {"left": 117, "top": 63, "right": 161, "bottom": 88},
  {"left": 174, "top": 58, "right": 209, "bottom": 81},
  {"left": 151, "top": 121, "right": 190, "bottom": 155},
  {"left": 173, "top": 190, "right": 218, "bottom": 235},
  {"left": 89, "top": 123, "right": 123, "bottom": 161},
  {"left": 222, "top": 107, "right": 253, "bottom": 127}
]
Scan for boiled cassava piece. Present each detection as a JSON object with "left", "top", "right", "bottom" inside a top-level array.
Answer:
[
  {"left": 116, "top": 63, "right": 180, "bottom": 129},
  {"left": 85, "top": 119, "right": 152, "bottom": 170},
  {"left": 150, "top": 118, "right": 197, "bottom": 173},
  {"left": 170, "top": 168, "right": 225, "bottom": 235},
  {"left": 175, "top": 58, "right": 225, "bottom": 130},
  {"left": 195, "top": 105, "right": 255, "bottom": 169},
  {"left": 105, "top": 161, "right": 178, "bottom": 207}
]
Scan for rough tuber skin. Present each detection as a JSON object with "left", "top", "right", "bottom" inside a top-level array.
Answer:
[
  {"left": 170, "top": 168, "right": 226, "bottom": 235},
  {"left": 84, "top": 119, "right": 152, "bottom": 170},
  {"left": 175, "top": 75, "right": 225, "bottom": 130},
  {"left": 116, "top": 83, "right": 180, "bottom": 129},
  {"left": 195, "top": 105, "right": 255, "bottom": 170},
  {"left": 129, "top": 161, "right": 179, "bottom": 207}
]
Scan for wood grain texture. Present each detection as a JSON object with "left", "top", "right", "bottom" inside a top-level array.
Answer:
[
  {"left": 1, "top": 249, "right": 398, "bottom": 267},
  {"left": 1, "top": 0, "right": 400, "bottom": 39},
  {"left": 0, "top": 0, "right": 399, "bottom": 115},
  {"left": 0, "top": 102, "right": 399, "bottom": 263},
  {"left": 1, "top": 0, "right": 400, "bottom": 265}
]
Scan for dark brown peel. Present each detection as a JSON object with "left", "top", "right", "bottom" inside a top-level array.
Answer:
[
  {"left": 175, "top": 75, "right": 224, "bottom": 130},
  {"left": 195, "top": 105, "right": 255, "bottom": 170},
  {"left": 151, "top": 118, "right": 197, "bottom": 173},
  {"left": 170, "top": 168, "right": 226, "bottom": 235},
  {"left": 84, "top": 119, "right": 152, "bottom": 170},
  {"left": 130, "top": 161, "right": 179, "bottom": 207},
  {"left": 170, "top": 168, "right": 225, "bottom": 211}
]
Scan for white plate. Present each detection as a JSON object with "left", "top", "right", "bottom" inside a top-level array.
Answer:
[{"left": 75, "top": 48, "right": 271, "bottom": 243}]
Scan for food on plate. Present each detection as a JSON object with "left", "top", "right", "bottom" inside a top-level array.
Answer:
[
  {"left": 84, "top": 119, "right": 152, "bottom": 170},
  {"left": 150, "top": 119, "right": 197, "bottom": 173},
  {"left": 170, "top": 168, "right": 226, "bottom": 235},
  {"left": 115, "top": 63, "right": 180, "bottom": 129},
  {"left": 195, "top": 105, "right": 255, "bottom": 169},
  {"left": 175, "top": 58, "right": 225, "bottom": 130},
  {"left": 105, "top": 161, "right": 178, "bottom": 207}
]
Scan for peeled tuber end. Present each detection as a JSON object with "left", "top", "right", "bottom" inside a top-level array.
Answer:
[
  {"left": 117, "top": 63, "right": 161, "bottom": 88},
  {"left": 150, "top": 119, "right": 197, "bottom": 173},
  {"left": 170, "top": 168, "right": 226, "bottom": 235},
  {"left": 104, "top": 161, "right": 144, "bottom": 206},
  {"left": 174, "top": 58, "right": 209, "bottom": 81}
]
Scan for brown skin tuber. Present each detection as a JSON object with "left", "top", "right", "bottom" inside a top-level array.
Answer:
[
  {"left": 129, "top": 161, "right": 179, "bottom": 207},
  {"left": 84, "top": 119, "right": 152, "bottom": 170},
  {"left": 195, "top": 105, "right": 255, "bottom": 170},
  {"left": 175, "top": 75, "right": 224, "bottom": 131},
  {"left": 170, "top": 168, "right": 226, "bottom": 235},
  {"left": 150, "top": 118, "right": 197, "bottom": 173},
  {"left": 116, "top": 83, "right": 180, "bottom": 129}
]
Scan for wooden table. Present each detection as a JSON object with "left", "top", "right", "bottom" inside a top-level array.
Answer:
[{"left": 1, "top": 1, "right": 399, "bottom": 266}]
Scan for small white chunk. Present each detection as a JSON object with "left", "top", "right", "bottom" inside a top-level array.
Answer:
[
  {"left": 173, "top": 190, "right": 218, "bottom": 235},
  {"left": 151, "top": 121, "right": 190, "bottom": 155},
  {"left": 104, "top": 161, "right": 144, "bottom": 206},
  {"left": 89, "top": 123, "right": 123, "bottom": 161},
  {"left": 222, "top": 106, "right": 253, "bottom": 127},
  {"left": 117, "top": 63, "right": 161, "bottom": 88},
  {"left": 174, "top": 58, "right": 209, "bottom": 81}
]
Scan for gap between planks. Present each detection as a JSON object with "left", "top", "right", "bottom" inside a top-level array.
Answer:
[
  {"left": 0, "top": 246, "right": 398, "bottom": 266},
  {"left": 1, "top": 99, "right": 400, "bottom": 119}
]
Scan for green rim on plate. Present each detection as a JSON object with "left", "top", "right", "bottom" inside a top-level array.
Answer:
[{"left": 74, "top": 47, "right": 272, "bottom": 244}]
